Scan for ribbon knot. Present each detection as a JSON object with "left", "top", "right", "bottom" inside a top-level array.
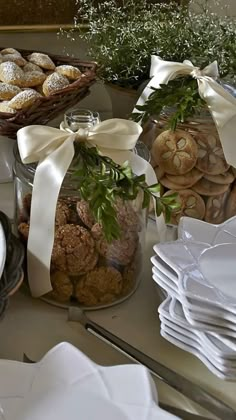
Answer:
[
  {"left": 190, "top": 67, "right": 202, "bottom": 79},
  {"left": 74, "top": 127, "right": 89, "bottom": 142},
  {"left": 134, "top": 55, "right": 236, "bottom": 167}
]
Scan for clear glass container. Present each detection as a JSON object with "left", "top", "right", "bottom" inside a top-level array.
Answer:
[
  {"left": 140, "top": 102, "right": 236, "bottom": 226},
  {"left": 13, "top": 109, "right": 147, "bottom": 309}
]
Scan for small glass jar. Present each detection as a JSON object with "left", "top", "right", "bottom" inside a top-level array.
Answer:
[{"left": 13, "top": 109, "right": 147, "bottom": 309}]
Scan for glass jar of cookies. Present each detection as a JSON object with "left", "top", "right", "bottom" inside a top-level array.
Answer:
[
  {"left": 140, "top": 105, "right": 236, "bottom": 226},
  {"left": 13, "top": 110, "right": 147, "bottom": 309}
]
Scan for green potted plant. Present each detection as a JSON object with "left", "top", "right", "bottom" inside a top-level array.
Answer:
[{"left": 62, "top": 0, "right": 236, "bottom": 118}]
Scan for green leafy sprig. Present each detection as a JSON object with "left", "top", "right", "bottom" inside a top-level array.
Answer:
[
  {"left": 60, "top": 0, "right": 236, "bottom": 89},
  {"left": 72, "top": 143, "right": 179, "bottom": 242},
  {"left": 132, "top": 77, "right": 206, "bottom": 129}
]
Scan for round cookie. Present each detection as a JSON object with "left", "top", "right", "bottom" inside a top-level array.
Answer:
[
  {"left": 75, "top": 266, "right": 123, "bottom": 306},
  {"left": 151, "top": 129, "right": 198, "bottom": 175},
  {"left": 163, "top": 189, "right": 205, "bottom": 224},
  {"left": 0, "top": 82, "right": 21, "bottom": 100},
  {"left": 204, "top": 171, "right": 234, "bottom": 185},
  {"left": 27, "top": 52, "right": 55, "bottom": 70},
  {"left": 55, "top": 200, "right": 70, "bottom": 226},
  {"left": 195, "top": 132, "right": 229, "bottom": 175},
  {"left": 18, "top": 222, "right": 30, "bottom": 242},
  {"left": 165, "top": 167, "right": 203, "bottom": 188},
  {"left": 56, "top": 65, "right": 82, "bottom": 80},
  {"left": 205, "top": 190, "right": 230, "bottom": 224},
  {"left": 192, "top": 178, "right": 229, "bottom": 196},
  {"left": 51, "top": 224, "right": 98, "bottom": 275},
  {"left": 76, "top": 200, "right": 95, "bottom": 228},
  {"left": 160, "top": 176, "right": 184, "bottom": 191},
  {"left": 49, "top": 271, "right": 73, "bottom": 302},
  {"left": 9, "top": 89, "right": 42, "bottom": 110},
  {"left": 42, "top": 72, "right": 69, "bottom": 96}
]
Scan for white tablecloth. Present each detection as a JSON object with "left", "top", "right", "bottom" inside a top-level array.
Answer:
[{"left": 0, "top": 181, "right": 236, "bottom": 418}]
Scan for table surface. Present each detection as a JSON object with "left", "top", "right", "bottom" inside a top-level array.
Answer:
[{"left": 0, "top": 181, "right": 236, "bottom": 419}]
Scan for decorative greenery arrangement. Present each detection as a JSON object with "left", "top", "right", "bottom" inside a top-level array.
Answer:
[
  {"left": 72, "top": 143, "right": 179, "bottom": 241},
  {"left": 64, "top": 0, "right": 236, "bottom": 89},
  {"left": 132, "top": 76, "right": 207, "bottom": 128}
]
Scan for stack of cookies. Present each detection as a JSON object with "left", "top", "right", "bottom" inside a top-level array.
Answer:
[
  {"left": 151, "top": 127, "right": 236, "bottom": 224},
  {"left": 17, "top": 195, "right": 142, "bottom": 308},
  {"left": 0, "top": 48, "right": 83, "bottom": 114}
]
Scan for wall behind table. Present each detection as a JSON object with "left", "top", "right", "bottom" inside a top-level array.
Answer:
[{"left": 0, "top": 31, "right": 112, "bottom": 123}]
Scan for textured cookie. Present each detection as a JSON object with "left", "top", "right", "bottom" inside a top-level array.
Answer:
[
  {"left": 28, "top": 52, "right": 55, "bottom": 70},
  {"left": 9, "top": 89, "right": 42, "bottom": 110},
  {"left": 0, "top": 61, "right": 25, "bottom": 86},
  {"left": 2, "top": 53, "right": 26, "bottom": 67},
  {"left": 56, "top": 65, "right": 82, "bottom": 80},
  {"left": 204, "top": 171, "right": 234, "bottom": 185},
  {"left": 0, "top": 82, "right": 21, "bottom": 100},
  {"left": 151, "top": 129, "right": 198, "bottom": 175},
  {"left": 23, "top": 62, "right": 43, "bottom": 73},
  {"left": 22, "top": 70, "right": 46, "bottom": 87},
  {"left": 195, "top": 133, "right": 229, "bottom": 175},
  {"left": 51, "top": 224, "right": 98, "bottom": 275},
  {"left": 42, "top": 72, "right": 69, "bottom": 96},
  {"left": 165, "top": 167, "right": 203, "bottom": 188},
  {"left": 18, "top": 222, "right": 30, "bottom": 241},
  {"left": 76, "top": 200, "right": 95, "bottom": 228},
  {"left": 205, "top": 191, "right": 230, "bottom": 224},
  {"left": 75, "top": 266, "right": 123, "bottom": 306},
  {"left": 163, "top": 189, "right": 205, "bottom": 224},
  {"left": 0, "top": 101, "right": 16, "bottom": 113},
  {"left": 192, "top": 178, "right": 229, "bottom": 196},
  {"left": 49, "top": 271, "right": 73, "bottom": 302},
  {"left": 55, "top": 200, "right": 70, "bottom": 226}
]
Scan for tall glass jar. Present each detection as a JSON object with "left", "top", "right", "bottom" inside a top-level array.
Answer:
[
  {"left": 13, "top": 109, "right": 147, "bottom": 309},
  {"left": 140, "top": 106, "right": 236, "bottom": 226}
]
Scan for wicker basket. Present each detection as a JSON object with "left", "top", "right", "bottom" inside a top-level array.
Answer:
[{"left": 0, "top": 48, "right": 97, "bottom": 139}]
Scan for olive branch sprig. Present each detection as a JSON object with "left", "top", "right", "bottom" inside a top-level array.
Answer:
[{"left": 71, "top": 143, "right": 179, "bottom": 242}]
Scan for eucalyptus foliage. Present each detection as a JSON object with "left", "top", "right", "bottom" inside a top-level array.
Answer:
[{"left": 66, "top": 0, "right": 236, "bottom": 88}]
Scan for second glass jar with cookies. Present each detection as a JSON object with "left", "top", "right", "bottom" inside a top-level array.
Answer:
[{"left": 140, "top": 106, "right": 236, "bottom": 226}]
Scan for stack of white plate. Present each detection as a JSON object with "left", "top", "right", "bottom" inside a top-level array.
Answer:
[{"left": 151, "top": 216, "right": 236, "bottom": 380}]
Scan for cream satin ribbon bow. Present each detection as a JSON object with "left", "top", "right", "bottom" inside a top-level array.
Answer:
[
  {"left": 17, "top": 119, "right": 159, "bottom": 297},
  {"left": 134, "top": 55, "right": 236, "bottom": 167}
]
